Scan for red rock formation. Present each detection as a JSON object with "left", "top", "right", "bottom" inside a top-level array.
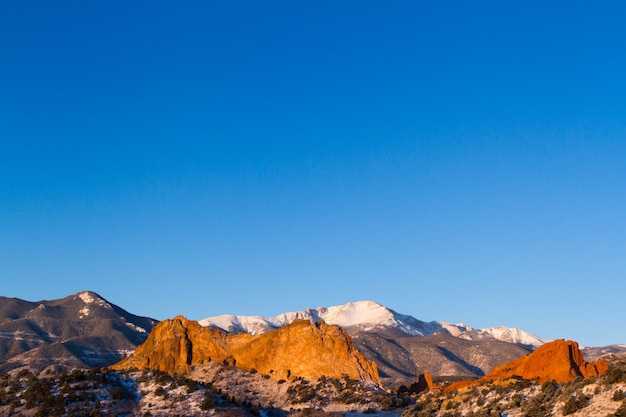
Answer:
[
  {"left": 399, "top": 372, "right": 435, "bottom": 394},
  {"left": 112, "top": 316, "right": 381, "bottom": 385},
  {"left": 486, "top": 339, "right": 608, "bottom": 383},
  {"left": 445, "top": 339, "right": 609, "bottom": 391},
  {"left": 228, "top": 318, "right": 380, "bottom": 383},
  {"left": 111, "top": 316, "right": 230, "bottom": 375}
]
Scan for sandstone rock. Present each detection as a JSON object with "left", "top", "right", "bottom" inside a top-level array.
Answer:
[
  {"left": 112, "top": 316, "right": 381, "bottom": 385},
  {"left": 486, "top": 339, "right": 608, "bottom": 383},
  {"left": 445, "top": 339, "right": 609, "bottom": 391},
  {"left": 399, "top": 372, "right": 435, "bottom": 394},
  {"left": 111, "top": 316, "right": 230, "bottom": 375}
]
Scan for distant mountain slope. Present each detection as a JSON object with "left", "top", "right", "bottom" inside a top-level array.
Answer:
[
  {"left": 582, "top": 344, "right": 626, "bottom": 362},
  {"left": 199, "top": 300, "right": 548, "bottom": 347},
  {"left": 0, "top": 291, "right": 157, "bottom": 372},
  {"left": 351, "top": 331, "right": 533, "bottom": 382}
]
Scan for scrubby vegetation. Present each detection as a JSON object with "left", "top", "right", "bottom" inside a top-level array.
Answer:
[
  {"left": 0, "top": 367, "right": 138, "bottom": 416},
  {"left": 0, "top": 367, "right": 253, "bottom": 416},
  {"left": 400, "top": 356, "right": 626, "bottom": 417},
  {"left": 2, "top": 355, "right": 626, "bottom": 416}
]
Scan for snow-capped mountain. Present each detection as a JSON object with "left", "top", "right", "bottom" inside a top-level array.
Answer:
[
  {"left": 457, "top": 326, "right": 548, "bottom": 347},
  {"left": 200, "top": 300, "right": 443, "bottom": 336},
  {"left": 199, "top": 300, "right": 548, "bottom": 347}
]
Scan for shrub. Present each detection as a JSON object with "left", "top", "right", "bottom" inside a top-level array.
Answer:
[
  {"left": 112, "top": 386, "right": 125, "bottom": 400},
  {"left": 562, "top": 393, "right": 589, "bottom": 415},
  {"left": 521, "top": 398, "right": 548, "bottom": 417},
  {"left": 540, "top": 380, "right": 558, "bottom": 399},
  {"left": 510, "top": 393, "right": 522, "bottom": 407},
  {"left": 154, "top": 386, "right": 166, "bottom": 397},
  {"left": 200, "top": 391, "right": 214, "bottom": 410},
  {"left": 614, "top": 389, "right": 626, "bottom": 401}
]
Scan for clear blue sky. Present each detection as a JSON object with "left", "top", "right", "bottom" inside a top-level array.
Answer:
[{"left": 1, "top": 1, "right": 625, "bottom": 347}]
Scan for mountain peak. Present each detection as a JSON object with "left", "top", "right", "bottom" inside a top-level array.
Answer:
[
  {"left": 74, "top": 291, "right": 112, "bottom": 308},
  {"left": 314, "top": 300, "right": 396, "bottom": 328},
  {"left": 0, "top": 292, "right": 157, "bottom": 372},
  {"left": 200, "top": 300, "right": 412, "bottom": 336},
  {"left": 200, "top": 300, "right": 547, "bottom": 347}
]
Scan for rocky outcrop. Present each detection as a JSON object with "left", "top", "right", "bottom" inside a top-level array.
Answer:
[
  {"left": 445, "top": 339, "right": 609, "bottom": 391},
  {"left": 111, "top": 316, "right": 229, "bottom": 375},
  {"left": 398, "top": 372, "right": 435, "bottom": 394},
  {"left": 486, "top": 339, "right": 608, "bottom": 383},
  {"left": 112, "top": 316, "right": 381, "bottom": 385}
]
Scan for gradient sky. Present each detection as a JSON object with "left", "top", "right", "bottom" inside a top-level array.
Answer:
[{"left": 1, "top": 2, "right": 625, "bottom": 347}]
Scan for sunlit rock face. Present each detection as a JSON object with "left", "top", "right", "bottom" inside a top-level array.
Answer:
[
  {"left": 112, "top": 316, "right": 381, "bottom": 385},
  {"left": 485, "top": 339, "right": 609, "bottom": 383},
  {"left": 445, "top": 339, "right": 609, "bottom": 391}
]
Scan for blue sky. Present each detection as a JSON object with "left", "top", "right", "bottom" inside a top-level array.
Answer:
[{"left": 1, "top": 2, "right": 625, "bottom": 347}]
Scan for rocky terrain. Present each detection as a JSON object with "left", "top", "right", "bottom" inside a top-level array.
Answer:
[
  {"left": 401, "top": 356, "right": 626, "bottom": 417},
  {"left": 1, "top": 349, "right": 625, "bottom": 416},
  {"left": 445, "top": 339, "right": 609, "bottom": 392},
  {"left": 0, "top": 291, "right": 157, "bottom": 373},
  {"left": 112, "top": 316, "right": 380, "bottom": 384}
]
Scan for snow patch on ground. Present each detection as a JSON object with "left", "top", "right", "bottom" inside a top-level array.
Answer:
[
  {"left": 79, "top": 307, "right": 90, "bottom": 318},
  {"left": 79, "top": 292, "right": 96, "bottom": 304},
  {"left": 125, "top": 322, "right": 147, "bottom": 333}
]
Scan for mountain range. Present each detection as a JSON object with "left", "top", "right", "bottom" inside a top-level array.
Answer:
[
  {"left": 198, "top": 300, "right": 554, "bottom": 383},
  {"left": 199, "top": 300, "right": 548, "bottom": 347},
  {"left": 2, "top": 291, "right": 624, "bottom": 385}
]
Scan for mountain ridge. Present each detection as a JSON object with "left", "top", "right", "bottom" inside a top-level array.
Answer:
[
  {"left": 0, "top": 291, "right": 157, "bottom": 372},
  {"left": 199, "top": 300, "right": 548, "bottom": 348},
  {"left": 3, "top": 291, "right": 625, "bottom": 384}
]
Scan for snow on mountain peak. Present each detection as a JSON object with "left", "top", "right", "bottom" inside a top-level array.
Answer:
[
  {"left": 199, "top": 300, "right": 547, "bottom": 347},
  {"left": 78, "top": 292, "right": 96, "bottom": 304},
  {"left": 202, "top": 300, "right": 438, "bottom": 337},
  {"left": 480, "top": 326, "right": 549, "bottom": 347},
  {"left": 199, "top": 301, "right": 397, "bottom": 335},
  {"left": 318, "top": 301, "right": 396, "bottom": 328},
  {"left": 76, "top": 291, "right": 112, "bottom": 310}
]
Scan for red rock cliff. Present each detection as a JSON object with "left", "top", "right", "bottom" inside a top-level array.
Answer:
[
  {"left": 445, "top": 339, "right": 608, "bottom": 391},
  {"left": 486, "top": 339, "right": 608, "bottom": 383},
  {"left": 112, "top": 316, "right": 381, "bottom": 385}
]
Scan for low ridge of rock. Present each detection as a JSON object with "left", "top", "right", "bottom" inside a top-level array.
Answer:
[
  {"left": 398, "top": 372, "right": 435, "bottom": 395},
  {"left": 446, "top": 339, "right": 609, "bottom": 391},
  {"left": 486, "top": 338, "right": 608, "bottom": 383},
  {"left": 112, "top": 316, "right": 381, "bottom": 385}
]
